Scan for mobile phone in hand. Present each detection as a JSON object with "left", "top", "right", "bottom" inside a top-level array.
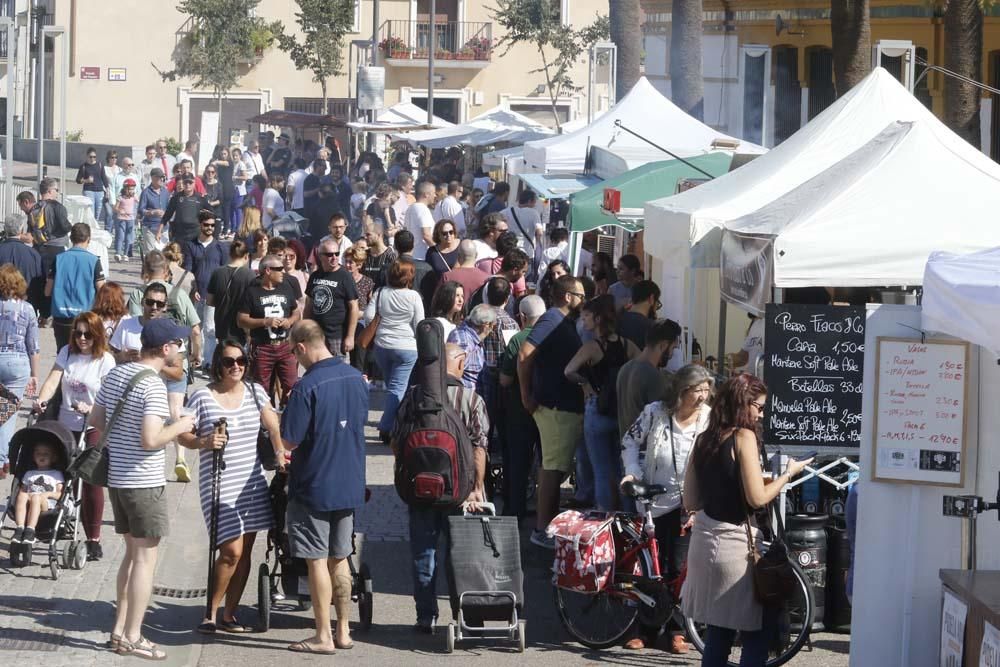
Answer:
[{"left": 796, "top": 451, "right": 818, "bottom": 462}]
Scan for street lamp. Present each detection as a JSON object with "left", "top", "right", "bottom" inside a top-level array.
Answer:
[{"left": 37, "top": 25, "right": 66, "bottom": 193}]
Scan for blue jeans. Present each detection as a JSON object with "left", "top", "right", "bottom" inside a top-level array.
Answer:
[
  {"left": 114, "top": 217, "right": 135, "bottom": 256},
  {"left": 0, "top": 352, "right": 31, "bottom": 466},
  {"left": 408, "top": 504, "right": 451, "bottom": 624},
  {"left": 101, "top": 199, "right": 115, "bottom": 229},
  {"left": 701, "top": 605, "right": 779, "bottom": 667},
  {"left": 83, "top": 190, "right": 103, "bottom": 221},
  {"left": 373, "top": 345, "right": 417, "bottom": 432},
  {"left": 583, "top": 396, "right": 622, "bottom": 511},
  {"left": 501, "top": 408, "right": 539, "bottom": 520},
  {"left": 574, "top": 433, "right": 595, "bottom": 504},
  {"left": 231, "top": 193, "right": 244, "bottom": 234}
]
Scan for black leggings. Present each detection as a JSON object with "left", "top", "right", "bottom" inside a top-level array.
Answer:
[{"left": 638, "top": 507, "right": 691, "bottom": 639}]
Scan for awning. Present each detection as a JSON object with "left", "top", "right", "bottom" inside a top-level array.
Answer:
[
  {"left": 248, "top": 109, "right": 346, "bottom": 129},
  {"left": 568, "top": 152, "right": 732, "bottom": 233},
  {"left": 346, "top": 102, "right": 453, "bottom": 133},
  {"left": 517, "top": 172, "right": 602, "bottom": 200},
  {"left": 923, "top": 247, "right": 1000, "bottom": 356}
]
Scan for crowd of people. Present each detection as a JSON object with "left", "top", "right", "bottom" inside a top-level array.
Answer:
[{"left": 0, "top": 133, "right": 822, "bottom": 665}]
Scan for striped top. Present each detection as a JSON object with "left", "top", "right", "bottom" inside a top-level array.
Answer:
[
  {"left": 95, "top": 362, "right": 170, "bottom": 489},
  {"left": 188, "top": 383, "right": 274, "bottom": 544}
]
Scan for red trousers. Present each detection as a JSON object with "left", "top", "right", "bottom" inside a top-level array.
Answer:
[{"left": 250, "top": 341, "right": 298, "bottom": 404}]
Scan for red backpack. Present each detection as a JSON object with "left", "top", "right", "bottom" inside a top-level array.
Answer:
[{"left": 393, "top": 318, "right": 476, "bottom": 508}]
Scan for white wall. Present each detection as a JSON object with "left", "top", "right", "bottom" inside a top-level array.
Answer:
[{"left": 851, "top": 304, "right": 1000, "bottom": 666}]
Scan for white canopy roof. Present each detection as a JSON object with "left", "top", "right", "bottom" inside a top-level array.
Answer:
[
  {"left": 347, "top": 102, "right": 453, "bottom": 132},
  {"left": 922, "top": 248, "right": 1000, "bottom": 356},
  {"left": 721, "top": 120, "right": 1000, "bottom": 290},
  {"left": 393, "top": 106, "right": 553, "bottom": 149},
  {"left": 521, "top": 77, "right": 763, "bottom": 173}
]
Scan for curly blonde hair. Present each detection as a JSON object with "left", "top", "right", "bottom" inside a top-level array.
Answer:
[
  {"left": 0, "top": 264, "right": 27, "bottom": 300},
  {"left": 163, "top": 242, "right": 184, "bottom": 265}
]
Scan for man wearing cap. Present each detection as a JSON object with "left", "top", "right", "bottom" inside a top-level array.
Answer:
[
  {"left": 138, "top": 168, "right": 170, "bottom": 254},
  {"left": 160, "top": 176, "right": 210, "bottom": 244},
  {"left": 89, "top": 317, "right": 196, "bottom": 662},
  {"left": 46, "top": 223, "right": 105, "bottom": 351}
]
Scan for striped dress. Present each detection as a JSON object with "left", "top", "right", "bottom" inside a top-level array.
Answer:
[{"left": 188, "top": 383, "right": 274, "bottom": 544}]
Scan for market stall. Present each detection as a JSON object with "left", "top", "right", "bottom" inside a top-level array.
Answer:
[
  {"left": 346, "top": 101, "right": 453, "bottom": 134},
  {"left": 392, "top": 106, "right": 553, "bottom": 149}
]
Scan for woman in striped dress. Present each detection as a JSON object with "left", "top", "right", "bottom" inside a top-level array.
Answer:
[{"left": 180, "top": 339, "right": 284, "bottom": 633}]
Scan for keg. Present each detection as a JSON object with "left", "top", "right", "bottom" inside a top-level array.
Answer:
[{"left": 786, "top": 513, "right": 828, "bottom": 631}]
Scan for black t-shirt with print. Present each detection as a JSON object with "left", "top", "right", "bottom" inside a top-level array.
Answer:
[
  {"left": 239, "top": 278, "right": 301, "bottom": 344},
  {"left": 305, "top": 268, "right": 359, "bottom": 339}
]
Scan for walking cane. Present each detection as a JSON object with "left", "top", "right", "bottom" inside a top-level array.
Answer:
[{"left": 206, "top": 418, "right": 228, "bottom": 622}]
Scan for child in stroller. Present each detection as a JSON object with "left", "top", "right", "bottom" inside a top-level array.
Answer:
[{"left": 4, "top": 420, "right": 86, "bottom": 576}]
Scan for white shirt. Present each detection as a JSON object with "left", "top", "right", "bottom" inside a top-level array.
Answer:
[
  {"left": 435, "top": 195, "right": 466, "bottom": 236},
  {"left": 472, "top": 239, "right": 497, "bottom": 264},
  {"left": 538, "top": 241, "right": 569, "bottom": 279},
  {"left": 392, "top": 192, "right": 411, "bottom": 221},
  {"left": 263, "top": 187, "right": 285, "bottom": 225},
  {"left": 404, "top": 202, "right": 436, "bottom": 260},
  {"left": 110, "top": 317, "right": 144, "bottom": 353},
  {"left": 246, "top": 152, "right": 266, "bottom": 179},
  {"left": 435, "top": 316, "right": 457, "bottom": 341},
  {"left": 22, "top": 469, "right": 64, "bottom": 494},
  {"left": 502, "top": 205, "right": 544, "bottom": 252},
  {"left": 176, "top": 151, "right": 196, "bottom": 172},
  {"left": 54, "top": 347, "right": 117, "bottom": 431},
  {"left": 233, "top": 159, "right": 249, "bottom": 196},
  {"left": 287, "top": 168, "right": 307, "bottom": 209},
  {"left": 739, "top": 317, "right": 766, "bottom": 376}
]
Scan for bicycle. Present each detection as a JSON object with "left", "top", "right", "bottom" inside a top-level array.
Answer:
[{"left": 553, "top": 481, "right": 814, "bottom": 666}]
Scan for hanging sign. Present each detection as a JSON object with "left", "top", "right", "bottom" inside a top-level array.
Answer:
[
  {"left": 721, "top": 231, "right": 773, "bottom": 316},
  {"left": 941, "top": 589, "right": 967, "bottom": 667},
  {"left": 872, "top": 337, "right": 969, "bottom": 486}
]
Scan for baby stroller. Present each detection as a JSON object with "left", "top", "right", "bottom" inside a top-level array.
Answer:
[
  {"left": 3, "top": 419, "right": 88, "bottom": 579},
  {"left": 256, "top": 470, "right": 374, "bottom": 632}
]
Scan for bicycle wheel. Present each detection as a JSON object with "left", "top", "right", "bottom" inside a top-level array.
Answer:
[
  {"left": 553, "top": 584, "right": 639, "bottom": 650},
  {"left": 684, "top": 560, "right": 814, "bottom": 667}
]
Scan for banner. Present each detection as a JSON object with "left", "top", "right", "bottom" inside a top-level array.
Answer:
[{"left": 720, "top": 231, "right": 773, "bottom": 316}]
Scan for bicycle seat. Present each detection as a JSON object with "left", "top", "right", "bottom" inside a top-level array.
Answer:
[{"left": 622, "top": 481, "right": 668, "bottom": 499}]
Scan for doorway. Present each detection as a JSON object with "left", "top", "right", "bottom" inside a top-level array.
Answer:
[{"left": 412, "top": 97, "right": 460, "bottom": 124}]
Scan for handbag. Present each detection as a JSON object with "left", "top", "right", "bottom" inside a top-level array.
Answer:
[
  {"left": 357, "top": 289, "right": 382, "bottom": 350},
  {"left": 247, "top": 381, "right": 277, "bottom": 471},
  {"left": 735, "top": 441, "right": 798, "bottom": 607},
  {"left": 71, "top": 368, "right": 157, "bottom": 487},
  {"left": 0, "top": 382, "right": 22, "bottom": 425}
]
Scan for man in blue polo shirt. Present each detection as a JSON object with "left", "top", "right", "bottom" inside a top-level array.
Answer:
[
  {"left": 45, "top": 223, "right": 105, "bottom": 350},
  {"left": 281, "top": 320, "right": 367, "bottom": 656}
]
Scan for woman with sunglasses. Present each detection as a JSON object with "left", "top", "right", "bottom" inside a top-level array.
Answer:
[
  {"left": 75, "top": 147, "right": 108, "bottom": 220},
  {"left": 681, "top": 374, "right": 813, "bottom": 666},
  {"left": 180, "top": 340, "right": 283, "bottom": 634},
  {"left": 231, "top": 147, "right": 249, "bottom": 234},
  {"left": 33, "top": 311, "right": 115, "bottom": 561},
  {"left": 203, "top": 164, "right": 223, "bottom": 222},
  {"left": 101, "top": 150, "right": 122, "bottom": 228},
  {"left": 426, "top": 219, "right": 461, "bottom": 276},
  {"left": 209, "top": 145, "right": 235, "bottom": 237}
]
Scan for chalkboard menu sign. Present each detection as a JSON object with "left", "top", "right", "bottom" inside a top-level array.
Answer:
[{"left": 762, "top": 303, "right": 866, "bottom": 449}]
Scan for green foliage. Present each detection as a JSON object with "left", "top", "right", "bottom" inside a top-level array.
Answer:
[
  {"left": 276, "top": 0, "right": 355, "bottom": 110},
  {"left": 490, "top": 0, "right": 609, "bottom": 129},
  {"left": 63, "top": 129, "right": 84, "bottom": 142},
  {"left": 159, "top": 0, "right": 282, "bottom": 99},
  {"left": 158, "top": 137, "right": 184, "bottom": 155}
]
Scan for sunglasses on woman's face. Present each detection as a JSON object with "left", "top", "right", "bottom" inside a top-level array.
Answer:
[
  {"left": 441, "top": 229, "right": 455, "bottom": 237},
  {"left": 74, "top": 330, "right": 93, "bottom": 340},
  {"left": 221, "top": 356, "right": 248, "bottom": 369}
]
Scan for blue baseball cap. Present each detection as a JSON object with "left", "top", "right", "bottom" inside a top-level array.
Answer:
[{"left": 140, "top": 318, "right": 191, "bottom": 349}]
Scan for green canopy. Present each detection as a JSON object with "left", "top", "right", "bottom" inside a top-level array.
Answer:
[{"left": 568, "top": 152, "right": 734, "bottom": 233}]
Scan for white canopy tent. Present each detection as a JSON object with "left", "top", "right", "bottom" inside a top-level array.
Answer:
[
  {"left": 642, "top": 66, "right": 991, "bottom": 326},
  {"left": 922, "top": 247, "right": 1000, "bottom": 357},
  {"left": 720, "top": 120, "right": 1000, "bottom": 294},
  {"left": 346, "top": 102, "right": 453, "bottom": 133},
  {"left": 393, "top": 107, "right": 553, "bottom": 149},
  {"left": 521, "top": 77, "right": 763, "bottom": 173}
]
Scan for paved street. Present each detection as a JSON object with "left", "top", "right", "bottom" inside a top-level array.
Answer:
[{"left": 0, "top": 259, "right": 851, "bottom": 666}]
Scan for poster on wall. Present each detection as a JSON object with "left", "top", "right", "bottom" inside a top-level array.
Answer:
[
  {"left": 872, "top": 338, "right": 970, "bottom": 486},
  {"left": 981, "top": 620, "right": 1000, "bottom": 667},
  {"left": 942, "top": 589, "right": 967, "bottom": 667}
]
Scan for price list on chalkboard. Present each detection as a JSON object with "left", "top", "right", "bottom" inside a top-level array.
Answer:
[{"left": 762, "top": 304, "right": 866, "bottom": 450}]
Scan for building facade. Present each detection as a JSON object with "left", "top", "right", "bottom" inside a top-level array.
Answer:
[
  {"left": 1, "top": 0, "right": 611, "bottom": 149},
  {"left": 642, "top": 0, "right": 1000, "bottom": 160}
]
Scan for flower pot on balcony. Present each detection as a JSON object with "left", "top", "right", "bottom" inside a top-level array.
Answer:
[{"left": 390, "top": 49, "right": 411, "bottom": 59}]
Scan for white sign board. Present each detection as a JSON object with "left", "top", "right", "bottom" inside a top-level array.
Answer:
[
  {"left": 197, "top": 111, "right": 221, "bottom": 176},
  {"left": 357, "top": 66, "right": 385, "bottom": 111},
  {"left": 873, "top": 337, "right": 970, "bottom": 486},
  {"left": 942, "top": 589, "right": 968, "bottom": 667},
  {"left": 981, "top": 620, "right": 1000, "bottom": 667}
]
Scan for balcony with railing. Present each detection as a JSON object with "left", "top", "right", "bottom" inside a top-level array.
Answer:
[{"left": 379, "top": 20, "right": 492, "bottom": 69}]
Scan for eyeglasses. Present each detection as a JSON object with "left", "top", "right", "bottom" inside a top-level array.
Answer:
[
  {"left": 145, "top": 298, "right": 167, "bottom": 309},
  {"left": 440, "top": 230, "right": 455, "bottom": 237},
  {"left": 751, "top": 401, "right": 766, "bottom": 411},
  {"left": 265, "top": 265, "right": 284, "bottom": 272},
  {"left": 568, "top": 291, "right": 586, "bottom": 299},
  {"left": 87, "top": 154, "right": 97, "bottom": 159},
  {"left": 73, "top": 330, "right": 93, "bottom": 340},
  {"left": 205, "top": 170, "right": 216, "bottom": 174},
  {"left": 320, "top": 252, "right": 337, "bottom": 258},
  {"left": 201, "top": 222, "right": 216, "bottom": 227},
  {"left": 221, "top": 356, "right": 248, "bottom": 369}
]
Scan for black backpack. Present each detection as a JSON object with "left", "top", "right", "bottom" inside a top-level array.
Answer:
[
  {"left": 393, "top": 318, "right": 476, "bottom": 508},
  {"left": 595, "top": 337, "right": 628, "bottom": 417}
]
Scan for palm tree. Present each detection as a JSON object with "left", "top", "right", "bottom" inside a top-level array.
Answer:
[
  {"left": 943, "top": 0, "right": 984, "bottom": 146},
  {"left": 670, "top": 0, "right": 703, "bottom": 119},
  {"left": 830, "top": 0, "right": 871, "bottom": 97},
  {"left": 610, "top": 0, "right": 641, "bottom": 101}
]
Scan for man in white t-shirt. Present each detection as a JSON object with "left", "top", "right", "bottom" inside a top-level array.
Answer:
[
  {"left": 286, "top": 159, "right": 308, "bottom": 212},
  {"left": 175, "top": 140, "right": 198, "bottom": 173},
  {"left": 263, "top": 175, "right": 286, "bottom": 227},
  {"left": 502, "top": 190, "right": 544, "bottom": 255},
  {"left": 89, "top": 318, "right": 196, "bottom": 661},
  {"left": 472, "top": 212, "right": 509, "bottom": 264},
  {"left": 733, "top": 314, "right": 765, "bottom": 376},
  {"left": 434, "top": 180, "right": 466, "bottom": 237},
  {"left": 403, "top": 181, "right": 436, "bottom": 260}
]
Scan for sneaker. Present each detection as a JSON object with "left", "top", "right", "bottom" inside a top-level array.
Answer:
[
  {"left": 530, "top": 529, "right": 555, "bottom": 550},
  {"left": 114, "top": 254, "right": 122, "bottom": 263},
  {"left": 86, "top": 541, "right": 103, "bottom": 562},
  {"left": 412, "top": 619, "right": 436, "bottom": 635},
  {"left": 175, "top": 460, "right": 191, "bottom": 483},
  {"left": 122, "top": 256, "right": 130, "bottom": 263},
  {"left": 11, "top": 526, "right": 23, "bottom": 543},
  {"left": 22, "top": 527, "right": 35, "bottom": 543}
]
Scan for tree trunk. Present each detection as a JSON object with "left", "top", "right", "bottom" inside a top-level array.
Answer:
[
  {"left": 830, "top": 0, "right": 871, "bottom": 97},
  {"left": 670, "top": 0, "right": 703, "bottom": 120},
  {"left": 610, "top": 0, "right": 641, "bottom": 101},
  {"left": 217, "top": 91, "right": 224, "bottom": 145},
  {"left": 944, "top": 0, "right": 983, "bottom": 147},
  {"left": 321, "top": 78, "right": 329, "bottom": 116}
]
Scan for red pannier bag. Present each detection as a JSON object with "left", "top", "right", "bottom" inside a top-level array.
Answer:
[{"left": 547, "top": 510, "right": 616, "bottom": 593}]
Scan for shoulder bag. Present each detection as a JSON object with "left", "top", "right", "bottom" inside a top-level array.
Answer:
[
  {"left": 247, "top": 381, "right": 278, "bottom": 471},
  {"left": 735, "top": 439, "right": 798, "bottom": 607},
  {"left": 70, "top": 368, "right": 157, "bottom": 487},
  {"left": 357, "top": 288, "right": 382, "bottom": 350},
  {"left": 508, "top": 208, "right": 534, "bottom": 250}
]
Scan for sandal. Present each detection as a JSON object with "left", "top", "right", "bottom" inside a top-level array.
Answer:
[
  {"left": 218, "top": 616, "right": 253, "bottom": 634},
  {"left": 196, "top": 621, "right": 217, "bottom": 634},
  {"left": 117, "top": 636, "right": 167, "bottom": 661},
  {"left": 288, "top": 640, "right": 336, "bottom": 655},
  {"left": 107, "top": 633, "right": 122, "bottom": 651}
]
